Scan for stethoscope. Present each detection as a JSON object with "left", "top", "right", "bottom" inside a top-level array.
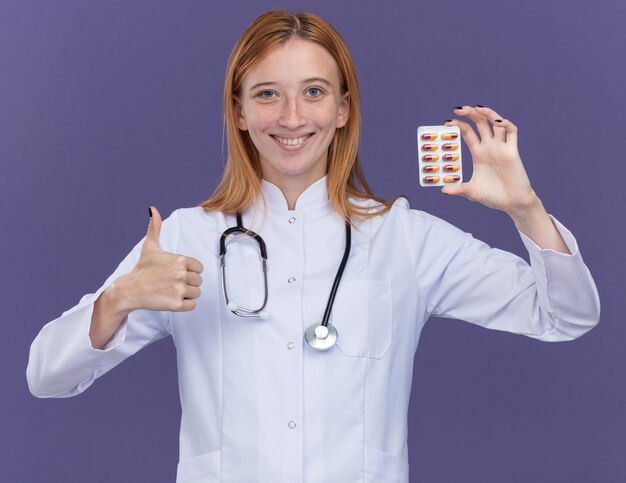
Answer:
[{"left": 219, "top": 212, "right": 351, "bottom": 351}]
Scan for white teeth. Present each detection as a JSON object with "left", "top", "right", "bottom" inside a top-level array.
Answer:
[{"left": 274, "top": 135, "right": 309, "bottom": 146}]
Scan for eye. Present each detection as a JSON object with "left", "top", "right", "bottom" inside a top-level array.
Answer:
[
  {"left": 257, "top": 90, "right": 276, "bottom": 99},
  {"left": 306, "top": 87, "right": 323, "bottom": 97}
]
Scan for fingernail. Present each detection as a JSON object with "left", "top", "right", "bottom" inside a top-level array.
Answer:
[
  {"left": 444, "top": 119, "right": 452, "bottom": 123},
  {"left": 148, "top": 207, "right": 152, "bottom": 218},
  {"left": 475, "top": 104, "right": 484, "bottom": 108},
  {"left": 454, "top": 106, "right": 463, "bottom": 110},
  {"left": 495, "top": 119, "right": 503, "bottom": 123}
]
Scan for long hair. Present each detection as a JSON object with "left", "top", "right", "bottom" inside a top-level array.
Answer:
[{"left": 199, "top": 10, "right": 402, "bottom": 222}]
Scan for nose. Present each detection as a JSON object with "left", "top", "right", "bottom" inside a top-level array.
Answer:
[{"left": 278, "top": 98, "right": 305, "bottom": 129}]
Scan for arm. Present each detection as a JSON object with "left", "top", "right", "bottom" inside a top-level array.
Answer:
[
  {"left": 418, "top": 106, "right": 600, "bottom": 338},
  {"left": 88, "top": 206, "right": 203, "bottom": 351},
  {"left": 89, "top": 275, "right": 134, "bottom": 350},
  {"left": 26, "top": 249, "right": 161, "bottom": 398},
  {"left": 33, "top": 206, "right": 203, "bottom": 397},
  {"left": 414, "top": 211, "right": 600, "bottom": 341}
]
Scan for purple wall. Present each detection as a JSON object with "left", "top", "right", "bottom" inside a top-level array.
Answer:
[{"left": 3, "top": 0, "right": 625, "bottom": 481}]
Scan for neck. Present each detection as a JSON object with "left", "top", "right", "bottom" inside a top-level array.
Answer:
[
  {"left": 263, "top": 172, "right": 326, "bottom": 210},
  {"left": 281, "top": 186, "right": 303, "bottom": 211}
]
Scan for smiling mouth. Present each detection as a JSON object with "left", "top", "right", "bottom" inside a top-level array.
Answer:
[{"left": 271, "top": 134, "right": 313, "bottom": 146}]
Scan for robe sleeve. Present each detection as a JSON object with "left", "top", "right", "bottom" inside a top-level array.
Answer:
[
  {"left": 399, "top": 207, "right": 600, "bottom": 341},
  {"left": 26, "top": 209, "right": 181, "bottom": 398}
]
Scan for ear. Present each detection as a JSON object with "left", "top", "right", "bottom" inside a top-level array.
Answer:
[
  {"left": 233, "top": 96, "right": 248, "bottom": 131},
  {"left": 336, "top": 91, "right": 350, "bottom": 128}
]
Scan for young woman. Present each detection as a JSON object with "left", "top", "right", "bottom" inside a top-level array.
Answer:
[{"left": 27, "top": 10, "right": 600, "bottom": 483}]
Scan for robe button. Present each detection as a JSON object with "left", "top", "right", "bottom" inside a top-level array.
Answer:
[
  {"left": 288, "top": 217, "right": 296, "bottom": 224},
  {"left": 288, "top": 277, "right": 296, "bottom": 284},
  {"left": 288, "top": 420, "right": 297, "bottom": 429},
  {"left": 287, "top": 341, "right": 295, "bottom": 350}
]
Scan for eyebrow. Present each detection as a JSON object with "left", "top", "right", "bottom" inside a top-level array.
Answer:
[{"left": 249, "top": 77, "right": 333, "bottom": 91}]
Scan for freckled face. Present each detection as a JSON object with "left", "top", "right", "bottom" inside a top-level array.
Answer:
[{"left": 235, "top": 38, "right": 350, "bottom": 187}]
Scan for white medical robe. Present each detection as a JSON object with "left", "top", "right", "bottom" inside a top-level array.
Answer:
[{"left": 27, "top": 176, "right": 601, "bottom": 482}]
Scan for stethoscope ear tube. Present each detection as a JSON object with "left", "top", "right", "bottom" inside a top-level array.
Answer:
[
  {"left": 219, "top": 227, "right": 268, "bottom": 260},
  {"left": 219, "top": 212, "right": 268, "bottom": 259},
  {"left": 220, "top": 213, "right": 269, "bottom": 317}
]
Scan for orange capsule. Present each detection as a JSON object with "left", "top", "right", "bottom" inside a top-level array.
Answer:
[
  {"left": 423, "top": 176, "right": 441, "bottom": 183},
  {"left": 421, "top": 143, "right": 438, "bottom": 151},
  {"left": 442, "top": 132, "right": 458, "bottom": 140},
  {"left": 443, "top": 153, "right": 459, "bottom": 161},
  {"left": 442, "top": 143, "right": 459, "bottom": 150},
  {"left": 443, "top": 164, "right": 460, "bottom": 172},
  {"left": 421, "top": 132, "right": 438, "bottom": 140},
  {"left": 422, "top": 154, "right": 440, "bottom": 162},
  {"left": 444, "top": 175, "right": 461, "bottom": 183},
  {"left": 422, "top": 165, "right": 440, "bottom": 173}
]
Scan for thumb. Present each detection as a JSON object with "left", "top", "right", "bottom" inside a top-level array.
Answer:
[
  {"left": 142, "top": 205, "right": 163, "bottom": 253},
  {"left": 441, "top": 182, "right": 471, "bottom": 199}
]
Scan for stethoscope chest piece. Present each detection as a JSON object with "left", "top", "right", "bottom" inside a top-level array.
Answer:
[{"left": 305, "top": 322, "right": 338, "bottom": 351}]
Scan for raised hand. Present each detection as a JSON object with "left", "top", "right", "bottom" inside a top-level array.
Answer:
[
  {"left": 122, "top": 206, "right": 205, "bottom": 312},
  {"left": 441, "top": 105, "right": 538, "bottom": 216},
  {"left": 89, "top": 207, "right": 204, "bottom": 349}
]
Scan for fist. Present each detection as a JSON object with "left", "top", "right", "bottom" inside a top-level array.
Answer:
[{"left": 124, "top": 206, "right": 204, "bottom": 312}]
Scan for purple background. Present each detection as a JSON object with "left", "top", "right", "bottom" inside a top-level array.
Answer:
[{"left": 3, "top": 0, "right": 625, "bottom": 481}]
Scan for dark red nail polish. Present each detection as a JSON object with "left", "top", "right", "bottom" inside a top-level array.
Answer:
[
  {"left": 148, "top": 207, "right": 152, "bottom": 218},
  {"left": 454, "top": 106, "right": 463, "bottom": 110},
  {"left": 444, "top": 119, "right": 452, "bottom": 123},
  {"left": 475, "top": 104, "right": 484, "bottom": 108},
  {"left": 495, "top": 119, "right": 503, "bottom": 123}
]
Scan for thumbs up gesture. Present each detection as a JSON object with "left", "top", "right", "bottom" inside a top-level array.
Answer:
[{"left": 123, "top": 206, "right": 204, "bottom": 312}]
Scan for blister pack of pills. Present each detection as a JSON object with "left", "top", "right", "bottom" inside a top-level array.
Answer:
[{"left": 417, "top": 125, "right": 463, "bottom": 187}]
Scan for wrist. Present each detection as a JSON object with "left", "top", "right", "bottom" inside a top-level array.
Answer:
[
  {"left": 506, "top": 192, "right": 545, "bottom": 226},
  {"left": 507, "top": 196, "right": 555, "bottom": 241},
  {"left": 105, "top": 274, "right": 136, "bottom": 315},
  {"left": 505, "top": 195, "right": 570, "bottom": 253}
]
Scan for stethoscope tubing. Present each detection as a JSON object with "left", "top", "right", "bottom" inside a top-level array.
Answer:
[
  {"left": 320, "top": 221, "right": 351, "bottom": 328},
  {"left": 220, "top": 211, "right": 352, "bottom": 350}
]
